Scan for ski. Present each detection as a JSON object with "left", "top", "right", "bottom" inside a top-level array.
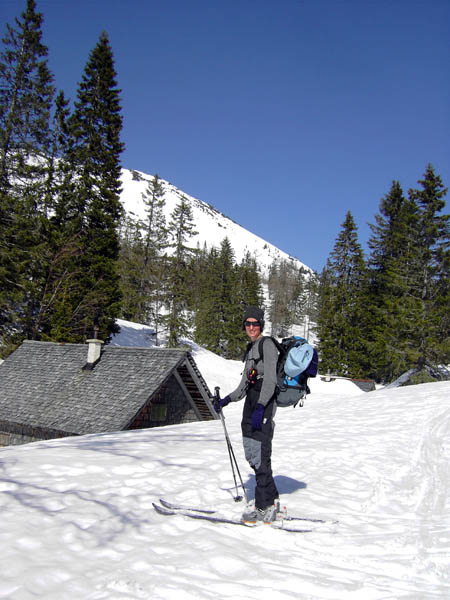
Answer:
[
  {"left": 159, "top": 498, "right": 337, "bottom": 525},
  {"left": 158, "top": 498, "right": 216, "bottom": 514},
  {"left": 153, "top": 502, "right": 319, "bottom": 533},
  {"left": 280, "top": 511, "right": 338, "bottom": 525},
  {"left": 153, "top": 502, "right": 255, "bottom": 528}
]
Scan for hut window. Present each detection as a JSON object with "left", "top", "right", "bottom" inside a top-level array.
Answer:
[
  {"left": 151, "top": 403, "right": 167, "bottom": 421},
  {"left": 0, "top": 432, "right": 10, "bottom": 446}
]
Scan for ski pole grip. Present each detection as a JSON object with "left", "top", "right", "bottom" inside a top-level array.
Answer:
[{"left": 213, "top": 386, "right": 222, "bottom": 414}]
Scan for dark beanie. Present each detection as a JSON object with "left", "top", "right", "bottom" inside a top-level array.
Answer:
[{"left": 242, "top": 306, "right": 265, "bottom": 330}]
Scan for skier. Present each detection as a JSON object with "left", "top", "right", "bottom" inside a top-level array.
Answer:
[{"left": 216, "top": 306, "right": 280, "bottom": 523}]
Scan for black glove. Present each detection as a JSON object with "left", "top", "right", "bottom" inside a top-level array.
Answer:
[{"left": 214, "top": 395, "right": 231, "bottom": 413}]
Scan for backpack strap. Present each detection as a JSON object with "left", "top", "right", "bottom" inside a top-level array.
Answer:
[
  {"left": 242, "top": 336, "right": 281, "bottom": 364},
  {"left": 256, "top": 336, "right": 283, "bottom": 364},
  {"left": 242, "top": 341, "right": 253, "bottom": 362}
]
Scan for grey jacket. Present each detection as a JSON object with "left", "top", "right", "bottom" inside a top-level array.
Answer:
[{"left": 228, "top": 337, "right": 278, "bottom": 407}]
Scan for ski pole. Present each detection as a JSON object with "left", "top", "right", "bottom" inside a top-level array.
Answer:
[
  {"left": 215, "top": 386, "right": 245, "bottom": 503},
  {"left": 213, "top": 386, "right": 239, "bottom": 496},
  {"left": 214, "top": 386, "right": 248, "bottom": 503}
]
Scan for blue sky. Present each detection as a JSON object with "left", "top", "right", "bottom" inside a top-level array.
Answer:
[{"left": 2, "top": 0, "right": 449, "bottom": 272}]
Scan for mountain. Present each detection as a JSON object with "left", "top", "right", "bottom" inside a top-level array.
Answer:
[{"left": 120, "top": 168, "right": 311, "bottom": 276}]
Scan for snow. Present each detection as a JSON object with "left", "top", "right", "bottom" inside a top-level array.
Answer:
[
  {"left": 120, "top": 168, "right": 311, "bottom": 276},
  {"left": 1, "top": 324, "right": 449, "bottom": 599}
]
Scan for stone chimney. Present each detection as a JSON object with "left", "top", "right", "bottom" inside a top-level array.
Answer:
[{"left": 83, "top": 327, "right": 104, "bottom": 370}]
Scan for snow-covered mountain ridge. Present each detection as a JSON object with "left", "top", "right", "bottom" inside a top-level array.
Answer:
[{"left": 120, "top": 168, "right": 311, "bottom": 276}]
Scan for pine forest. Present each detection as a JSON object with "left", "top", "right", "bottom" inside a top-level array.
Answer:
[{"left": 1, "top": 1, "right": 449, "bottom": 386}]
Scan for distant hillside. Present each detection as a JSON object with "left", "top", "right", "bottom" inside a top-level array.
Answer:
[{"left": 120, "top": 168, "right": 311, "bottom": 276}]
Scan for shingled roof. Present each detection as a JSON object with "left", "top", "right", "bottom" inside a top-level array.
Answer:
[{"left": 0, "top": 340, "right": 216, "bottom": 443}]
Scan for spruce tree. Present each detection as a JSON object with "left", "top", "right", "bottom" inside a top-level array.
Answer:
[
  {"left": 300, "top": 271, "right": 319, "bottom": 340},
  {"left": 0, "top": 0, "right": 55, "bottom": 350},
  {"left": 118, "top": 175, "right": 168, "bottom": 341},
  {"left": 217, "top": 238, "right": 242, "bottom": 358},
  {"left": 30, "top": 91, "right": 75, "bottom": 342},
  {"left": 268, "top": 259, "right": 309, "bottom": 338},
  {"left": 316, "top": 263, "right": 335, "bottom": 375},
  {"left": 268, "top": 259, "right": 294, "bottom": 337},
  {"left": 43, "top": 90, "right": 71, "bottom": 216},
  {"left": 367, "top": 181, "right": 421, "bottom": 381},
  {"left": 227, "top": 252, "right": 264, "bottom": 360},
  {"left": 139, "top": 174, "right": 169, "bottom": 340},
  {"left": 236, "top": 251, "right": 263, "bottom": 355},
  {"left": 165, "top": 195, "right": 197, "bottom": 347},
  {"left": 408, "top": 165, "right": 449, "bottom": 371},
  {"left": 140, "top": 175, "right": 167, "bottom": 269},
  {"left": 433, "top": 241, "right": 450, "bottom": 367},
  {"left": 49, "top": 32, "right": 124, "bottom": 342},
  {"left": 366, "top": 166, "right": 449, "bottom": 381},
  {"left": 193, "top": 245, "right": 262, "bottom": 358},
  {"left": 0, "top": 0, "right": 54, "bottom": 191},
  {"left": 193, "top": 246, "right": 223, "bottom": 351},
  {"left": 238, "top": 251, "right": 263, "bottom": 311},
  {"left": 317, "top": 211, "right": 367, "bottom": 376},
  {"left": 118, "top": 214, "right": 145, "bottom": 321}
]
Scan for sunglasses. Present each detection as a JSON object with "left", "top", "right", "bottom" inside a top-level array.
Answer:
[{"left": 244, "top": 320, "right": 261, "bottom": 328}]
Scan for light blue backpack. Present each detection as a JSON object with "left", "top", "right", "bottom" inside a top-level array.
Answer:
[{"left": 253, "top": 336, "right": 319, "bottom": 408}]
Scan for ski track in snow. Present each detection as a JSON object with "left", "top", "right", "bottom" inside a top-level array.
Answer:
[{"left": 0, "top": 366, "right": 449, "bottom": 598}]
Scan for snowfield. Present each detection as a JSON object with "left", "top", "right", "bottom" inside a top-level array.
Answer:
[{"left": 0, "top": 335, "right": 449, "bottom": 599}]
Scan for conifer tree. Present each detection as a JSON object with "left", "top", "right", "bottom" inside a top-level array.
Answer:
[
  {"left": 139, "top": 174, "right": 169, "bottom": 341},
  {"left": 30, "top": 91, "right": 75, "bottom": 343},
  {"left": 268, "top": 259, "right": 309, "bottom": 338},
  {"left": 165, "top": 195, "right": 197, "bottom": 347},
  {"left": 268, "top": 260, "right": 294, "bottom": 337},
  {"left": 217, "top": 238, "right": 242, "bottom": 358},
  {"left": 118, "top": 214, "right": 145, "bottom": 321},
  {"left": 43, "top": 90, "right": 71, "bottom": 216},
  {"left": 238, "top": 251, "right": 263, "bottom": 311},
  {"left": 408, "top": 165, "right": 449, "bottom": 370},
  {"left": 316, "top": 264, "right": 335, "bottom": 373},
  {"left": 300, "top": 271, "right": 320, "bottom": 339},
  {"left": 140, "top": 175, "right": 167, "bottom": 266},
  {"left": 366, "top": 166, "right": 449, "bottom": 381},
  {"left": 317, "top": 211, "right": 367, "bottom": 376},
  {"left": 193, "top": 245, "right": 262, "bottom": 358},
  {"left": 367, "top": 181, "right": 421, "bottom": 380},
  {"left": 49, "top": 32, "right": 124, "bottom": 342},
  {"left": 0, "top": 0, "right": 55, "bottom": 349},
  {"left": 236, "top": 251, "right": 264, "bottom": 355},
  {"left": 193, "top": 246, "right": 223, "bottom": 351},
  {"left": 0, "top": 0, "right": 54, "bottom": 191},
  {"left": 432, "top": 242, "right": 450, "bottom": 366},
  {"left": 118, "top": 175, "right": 168, "bottom": 341}
]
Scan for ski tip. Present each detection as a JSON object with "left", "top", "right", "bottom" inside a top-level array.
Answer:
[{"left": 152, "top": 502, "right": 173, "bottom": 515}]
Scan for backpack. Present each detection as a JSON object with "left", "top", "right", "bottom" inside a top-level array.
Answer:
[{"left": 247, "top": 336, "right": 318, "bottom": 408}]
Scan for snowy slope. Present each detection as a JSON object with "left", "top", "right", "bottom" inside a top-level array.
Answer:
[
  {"left": 120, "top": 168, "right": 311, "bottom": 276},
  {"left": 1, "top": 330, "right": 449, "bottom": 599}
]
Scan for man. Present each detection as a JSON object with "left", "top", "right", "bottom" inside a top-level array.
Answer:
[{"left": 217, "top": 306, "right": 280, "bottom": 523}]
